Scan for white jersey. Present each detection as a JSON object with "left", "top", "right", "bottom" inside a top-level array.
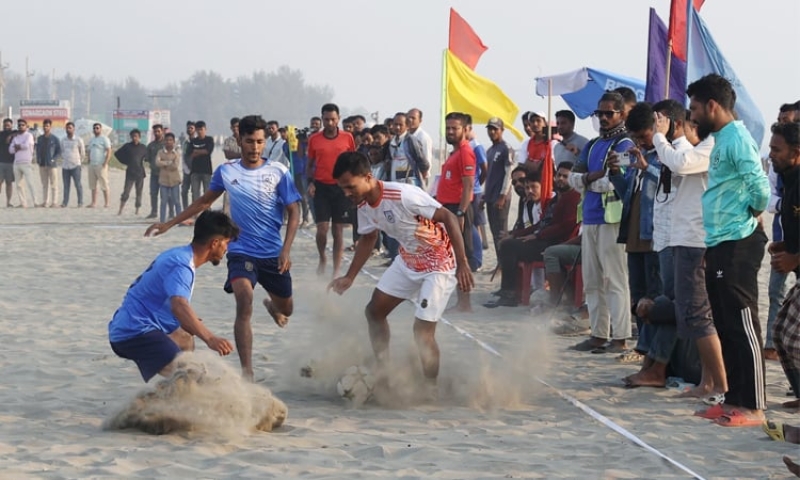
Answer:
[{"left": 357, "top": 182, "right": 455, "bottom": 273}]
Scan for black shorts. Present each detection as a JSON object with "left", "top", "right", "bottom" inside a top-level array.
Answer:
[
  {"left": 313, "top": 180, "right": 353, "bottom": 224},
  {"left": 110, "top": 330, "right": 181, "bottom": 382},
  {"left": 223, "top": 253, "right": 292, "bottom": 298}
]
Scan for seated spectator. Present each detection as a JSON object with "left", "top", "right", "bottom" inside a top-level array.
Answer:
[
  {"left": 623, "top": 295, "right": 701, "bottom": 388},
  {"left": 485, "top": 163, "right": 579, "bottom": 308}
]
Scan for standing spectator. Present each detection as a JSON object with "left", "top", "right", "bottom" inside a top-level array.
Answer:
[
  {"left": 181, "top": 121, "right": 196, "bottom": 210},
  {"left": 187, "top": 121, "right": 214, "bottom": 203},
  {"left": 60, "top": 121, "right": 85, "bottom": 207},
  {"left": 483, "top": 117, "right": 515, "bottom": 255},
  {"left": 767, "top": 121, "right": 800, "bottom": 411},
  {"left": 407, "top": 108, "right": 433, "bottom": 185},
  {"left": 466, "top": 117, "right": 489, "bottom": 252},
  {"left": 221, "top": 117, "right": 241, "bottom": 217},
  {"left": 116, "top": 129, "right": 148, "bottom": 216},
  {"left": 518, "top": 111, "right": 552, "bottom": 174},
  {"left": 567, "top": 92, "right": 634, "bottom": 353},
  {"left": 145, "top": 124, "right": 166, "bottom": 219},
  {"left": 87, "top": 122, "right": 111, "bottom": 208},
  {"left": 306, "top": 103, "right": 356, "bottom": 277},
  {"left": 436, "top": 112, "right": 476, "bottom": 312},
  {"left": 388, "top": 112, "right": 428, "bottom": 187},
  {"left": 156, "top": 132, "right": 182, "bottom": 223},
  {"left": 10, "top": 119, "right": 36, "bottom": 208},
  {"left": 266, "top": 120, "right": 288, "bottom": 166},
  {"left": 35, "top": 118, "right": 61, "bottom": 207},
  {"left": 554, "top": 110, "right": 589, "bottom": 165},
  {"left": 0, "top": 118, "right": 16, "bottom": 207},
  {"left": 689, "top": 74, "right": 770, "bottom": 425}
]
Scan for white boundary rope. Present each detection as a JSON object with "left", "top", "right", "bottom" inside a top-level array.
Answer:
[{"left": 301, "top": 229, "right": 707, "bottom": 480}]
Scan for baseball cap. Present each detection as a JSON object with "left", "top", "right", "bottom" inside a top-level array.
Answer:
[
  {"left": 530, "top": 111, "right": 547, "bottom": 120},
  {"left": 487, "top": 117, "right": 504, "bottom": 129}
]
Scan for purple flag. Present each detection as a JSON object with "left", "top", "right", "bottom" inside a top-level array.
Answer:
[{"left": 646, "top": 8, "right": 687, "bottom": 104}]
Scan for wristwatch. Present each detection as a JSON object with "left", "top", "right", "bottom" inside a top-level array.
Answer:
[{"left": 455, "top": 210, "right": 465, "bottom": 217}]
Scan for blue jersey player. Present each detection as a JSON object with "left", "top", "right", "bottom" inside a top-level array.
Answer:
[
  {"left": 110, "top": 210, "right": 236, "bottom": 382},
  {"left": 146, "top": 115, "right": 302, "bottom": 381}
]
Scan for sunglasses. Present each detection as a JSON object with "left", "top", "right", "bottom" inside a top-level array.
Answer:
[{"left": 594, "top": 110, "right": 620, "bottom": 118}]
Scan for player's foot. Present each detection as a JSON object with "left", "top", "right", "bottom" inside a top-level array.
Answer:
[
  {"left": 263, "top": 298, "right": 289, "bottom": 328},
  {"left": 242, "top": 370, "right": 255, "bottom": 383},
  {"left": 146, "top": 212, "right": 157, "bottom": 219},
  {"left": 316, "top": 262, "right": 326, "bottom": 276}
]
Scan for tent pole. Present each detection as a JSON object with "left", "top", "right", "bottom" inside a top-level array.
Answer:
[
  {"left": 547, "top": 78, "right": 553, "bottom": 140},
  {"left": 665, "top": 39, "right": 673, "bottom": 99}
]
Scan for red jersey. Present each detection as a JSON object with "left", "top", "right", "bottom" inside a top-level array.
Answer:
[
  {"left": 436, "top": 140, "right": 475, "bottom": 205},
  {"left": 307, "top": 129, "right": 355, "bottom": 185}
]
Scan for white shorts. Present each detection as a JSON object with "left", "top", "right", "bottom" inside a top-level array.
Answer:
[{"left": 376, "top": 257, "right": 457, "bottom": 322}]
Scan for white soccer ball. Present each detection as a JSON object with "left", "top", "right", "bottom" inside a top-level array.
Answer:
[{"left": 336, "top": 365, "right": 375, "bottom": 406}]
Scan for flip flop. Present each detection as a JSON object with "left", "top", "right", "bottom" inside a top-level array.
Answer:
[
  {"left": 694, "top": 403, "right": 726, "bottom": 419},
  {"left": 763, "top": 420, "right": 786, "bottom": 441},
  {"left": 702, "top": 393, "right": 725, "bottom": 406},
  {"left": 714, "top": 410, "right": 763, "bottom": 428}
]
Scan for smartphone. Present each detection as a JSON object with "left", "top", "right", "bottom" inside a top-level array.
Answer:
[{"left": 618, "top": 151, "right": 631, "bottom": 163}]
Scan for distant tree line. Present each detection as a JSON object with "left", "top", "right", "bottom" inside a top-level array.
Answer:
[{"left": 1, "top": 65, "right": 335, "bottom": 134}]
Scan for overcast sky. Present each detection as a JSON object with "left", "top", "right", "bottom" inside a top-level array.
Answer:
[{"left": 1, "top": 0, "right": 797, "bottom": 146}]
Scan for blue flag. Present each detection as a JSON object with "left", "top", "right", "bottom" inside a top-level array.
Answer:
[
  {"left": 686, "top": 6, "right": 766, "bottom": 146},
  {"left": 645, "top": 8, "right": 687, "bottom": 104}
]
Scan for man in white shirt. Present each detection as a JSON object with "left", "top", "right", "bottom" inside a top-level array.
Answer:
[
  {"left": 9, "top": 119, "right": 36, "bottom": 207},
  {"left": 60, "top": 121, "right": 86, "bottom": 207},
  {"left": 265, "top": 120, "right": 288, "bottom": 166},
  {"left": 329, "top": 151, "right": 473, "bottom": 396},
  {"left": 407, "top": 108, "right": 433, "bottom": 184}
]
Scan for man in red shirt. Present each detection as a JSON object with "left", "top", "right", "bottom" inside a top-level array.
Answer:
[
  {"left": 307, "top": 103, "right": 356, "bottom": 277},
  {"left": 436, "top": 112, "right": 475, "bottom": 312}
]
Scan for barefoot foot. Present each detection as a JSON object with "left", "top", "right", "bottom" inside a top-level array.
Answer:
[{"left": 263, "top": 298, "right": 289, "bottom": 328}]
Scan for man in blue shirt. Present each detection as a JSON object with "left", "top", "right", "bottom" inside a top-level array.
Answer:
[
  {"left": 109, "top": 210, "right": 236, "bottom": 382},
  {"left": 567, "top": 92, "right": 634, "bottom": 353},
  {"left": 689, "top": 74, "right": 770, "bottom": 425},
  {"left": 146, "top": 115, "right": 302, "bottom": 382}
]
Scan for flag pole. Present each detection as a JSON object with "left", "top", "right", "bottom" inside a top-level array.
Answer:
[
  {"left": 439, "top": 48, "right": 447, "bottom": 172},
  {"left": 547, "top": 78, "right": 553, "bottom": 140},
  {"left": 664, "top": 39, "right": 673, "bottom": 99}
]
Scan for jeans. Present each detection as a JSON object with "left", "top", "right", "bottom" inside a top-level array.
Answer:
[
  {"left": 121, "top": 175, "right": 144, "bottom": 208},
  {"left": 149, "top": 172, "right": 160, "bottom": 215},
  {"left": 62, "top": 166, "right": 83, "bottom": 206},
  {"left": 191, "top": 173, "right": 211, "bottom": 203},
  {"left": 293, "top": 173, "right": 310, "bottom": 223},
  {"left": 766, "top": 268, "right": 792, "bottom": 349},
  {"left": 181, "top": 174, "right": 191, "bottom": 210},
  {"left": 629, "top": 251, "right": 661, "bottom": 350},
  {"left": 486, "top": 199, "right": 510, "bottom": 256},
  {"left": 159, "top": 185, "right": 182, "bottom": 223},
  {"left": 638, "top": 249, "right": 671, "bottom": 353}
]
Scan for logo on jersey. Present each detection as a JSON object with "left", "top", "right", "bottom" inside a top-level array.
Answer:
[
  {"left": 230, "top": 179, "right": 240, "bottom": 186},
  {"left": 384, "top": 210, "right": 395, "bottom": 223},
  {"left": 245, "top": 261, "right": 254, "bottom": 272}
]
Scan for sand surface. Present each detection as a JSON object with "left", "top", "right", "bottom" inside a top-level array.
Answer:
[{"left": 0, "top": 165, "right": 797, "bottom": 479}]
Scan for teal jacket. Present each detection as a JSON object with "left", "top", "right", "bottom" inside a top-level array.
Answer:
[{"left": 702, "top": 121, "right": 769, "bottom": 247}]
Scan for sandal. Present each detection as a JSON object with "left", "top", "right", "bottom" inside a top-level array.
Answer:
[
  {"left": 694, "top": 403, "right": 726, "bottom": 419},
  {"left": 763, "top": 420, "right": 786, "bottom": 441},
  {"left": 713, "top": 410, "right": 763, "bottom": 428},
  {"left": 702, "top": 393, "right": 725, "bottom": 406},
  {"left": 615, "top": 349, "right": 645, "bottom": 364}
]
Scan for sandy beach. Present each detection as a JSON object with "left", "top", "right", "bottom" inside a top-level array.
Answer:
[{"left": 0, "top": 165, "right": 797, "bottom": 479}]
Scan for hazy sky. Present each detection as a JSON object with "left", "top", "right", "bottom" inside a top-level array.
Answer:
[{"left": 2, "top": 0, "right": 797, "bottom": 147}]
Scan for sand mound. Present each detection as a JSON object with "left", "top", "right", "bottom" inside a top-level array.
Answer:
[{"left": 103, "top": 352, "right": 287, "bottom": 435}]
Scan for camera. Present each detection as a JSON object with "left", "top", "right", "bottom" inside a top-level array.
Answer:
[{"left": 294, "top": 127, "right": 311, "bottom": 141}]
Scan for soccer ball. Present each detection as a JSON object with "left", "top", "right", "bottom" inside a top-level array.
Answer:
[{"left": 336, "top": 365, "right": 375, "bottom": 406}]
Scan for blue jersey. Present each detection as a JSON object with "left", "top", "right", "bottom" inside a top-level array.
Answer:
[
  {"left": 108, "top": 245, "right": 195, "bottom": 342},
  {"left": 470, "top": 140, "right": 487, "bottom": 194},
  {"left": 210, "top": 159, "right": 302, "bottom": 258}
]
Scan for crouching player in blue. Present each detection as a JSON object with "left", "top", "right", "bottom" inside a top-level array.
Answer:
[{"left": 109, "top": 210, "right": 237, "bottom": 382}]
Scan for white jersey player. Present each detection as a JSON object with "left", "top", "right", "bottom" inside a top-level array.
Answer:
[{"left": 328, "top": 151, "right": 473, "bottom": 393}]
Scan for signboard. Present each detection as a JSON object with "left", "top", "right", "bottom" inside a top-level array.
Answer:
[
  {"left": 19, "top": 106, "right": 71, "bottom": 130},
  {"left": 20, "top": 99, "right": 61, "bottom": 107},
  {"left": 112, "top": 110, "right": 149, "bottom": 144}
]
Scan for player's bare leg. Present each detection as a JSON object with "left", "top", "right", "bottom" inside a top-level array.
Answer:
[
  {"left": 316, "top": 221, "right": 329, "bottom": 275},
  {"left": 231, "top": 278, "right": 256, "bottom": 381},
  {"left": 413, "top": 318, "right": 439, "bottom": 381},
  {"left": 365, "top": 289, "right": 404, "bottom": 378}
]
